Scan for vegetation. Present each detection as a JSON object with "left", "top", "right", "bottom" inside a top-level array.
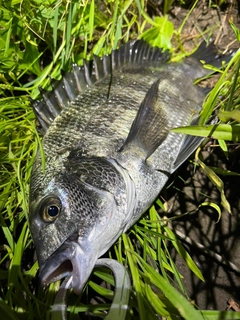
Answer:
[{"left": 0, "top": 0, "right": 239, "bottom": 319}]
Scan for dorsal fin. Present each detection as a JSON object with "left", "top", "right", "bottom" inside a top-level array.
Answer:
[
  {"left": 120, "top": 79, "right": 169, "bottom": 159},
  {"left": 31, "top": 40, "right": 170, "bottom": 135}
]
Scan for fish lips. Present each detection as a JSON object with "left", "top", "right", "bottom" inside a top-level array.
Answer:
[{"left": 39, "top": 238, "right": 98, "bottom": 295}]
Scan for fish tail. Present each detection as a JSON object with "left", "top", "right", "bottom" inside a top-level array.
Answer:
[{"left": 191, "top": 40, "right": 233, "bottom": 69}]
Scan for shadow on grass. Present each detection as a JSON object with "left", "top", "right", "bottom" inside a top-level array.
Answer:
[{"left": 166, "top": 143, "right": 240, "bottom": 310}]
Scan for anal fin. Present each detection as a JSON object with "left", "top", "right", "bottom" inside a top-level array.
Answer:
[{"left": 120, "top": 79, "right": 169, "bottom": 159}]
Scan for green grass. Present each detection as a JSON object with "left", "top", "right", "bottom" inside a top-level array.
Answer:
[{"left": 0, "top": 0, "right": 240, "bottom": 319}]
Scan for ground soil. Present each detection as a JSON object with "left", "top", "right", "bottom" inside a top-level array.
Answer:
[{"left": 158, "top": 0, "right": 240, "bottom": 311}]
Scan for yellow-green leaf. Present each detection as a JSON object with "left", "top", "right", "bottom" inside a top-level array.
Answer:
[
  {"left": 195, "top": 149, "right": 231, "bottom": 213},
  {"left": 172, "top": 124, "right": 240, "bottom": 142}
]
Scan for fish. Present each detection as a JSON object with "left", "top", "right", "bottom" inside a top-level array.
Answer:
[{"left": 29, "top": 39, "right": 229, "bottom": 294}]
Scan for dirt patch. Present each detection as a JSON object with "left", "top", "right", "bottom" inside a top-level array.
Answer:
[
  {"left": 147, "top": 0, "right": 240, "bottom": 51},
  {"left": 169, "top": 0, "right": 239, "bottom": 49}
]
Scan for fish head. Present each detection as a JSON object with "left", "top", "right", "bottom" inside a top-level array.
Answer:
[{"left": 29, "top": 153, "right": 133, "bottom": 294}]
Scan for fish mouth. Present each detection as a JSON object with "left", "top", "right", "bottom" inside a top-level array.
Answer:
[{"left": 39, "top": 238, "right": 98, "bottom": 295}]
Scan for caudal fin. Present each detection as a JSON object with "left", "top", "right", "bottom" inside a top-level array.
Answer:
[{"left": 191, "top": 40, "right": 234, "bottom": 70}]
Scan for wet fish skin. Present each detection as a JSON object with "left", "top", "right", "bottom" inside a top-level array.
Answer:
[
  {"left": 30, "top": 155, "right": 131, "bottom": 292},
  {"left": 29, "top": 40, "right": 227, "bottom": 294}
]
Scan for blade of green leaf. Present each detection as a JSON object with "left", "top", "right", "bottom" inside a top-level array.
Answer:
[
  {"left": 134, "top": 254, "right": 205, "bottom": 320},
  {"left": 196, "top": 148, "right": 231, "bottom": 213},
  {"left": 163, "top": 226, "right": 205, "bottom": 282},
  {"left": 171, "top": 124, "right": 240, "bottom": 142},
  {"left": 201, "top": 310, "right": 240, "bottom": 319},
  {"left": 0, "top": 299, "right": 20, "bottom": 320}
]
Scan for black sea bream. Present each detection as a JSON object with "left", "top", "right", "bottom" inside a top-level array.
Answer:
[{"left": 29, "top": 40, "right": 228, "bottom": 294}]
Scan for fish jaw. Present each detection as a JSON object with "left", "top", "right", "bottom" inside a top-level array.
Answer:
[
  {"left": 35, "top": 161, "right": 136, "bottom": 294},
  {"left": 38, "top": 204, "right": 131, "bottom": 295},
  {"left": 39, "top": 236, "right": 101, "bottom": 295}
]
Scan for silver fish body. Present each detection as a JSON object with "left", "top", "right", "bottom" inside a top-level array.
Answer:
[{"left": 29, "top": 40, "right": 226, "bottom": 294}]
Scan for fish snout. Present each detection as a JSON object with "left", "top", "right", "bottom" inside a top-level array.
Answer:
[{"left": 38, "top": 239, "right": 99, "bottom": 295}]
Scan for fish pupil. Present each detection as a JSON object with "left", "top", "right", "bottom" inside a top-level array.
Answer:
[{"left": 48, "top": 205, "right": 59, "bottom": 217}]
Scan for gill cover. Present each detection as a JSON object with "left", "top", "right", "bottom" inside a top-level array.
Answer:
[{"left": 29, "top": 156, "right": 132, "bottom": 293}]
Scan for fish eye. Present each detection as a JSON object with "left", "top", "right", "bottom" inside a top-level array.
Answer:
[{"left": 42, "top": 197, "right": 61, "bottom": 222}]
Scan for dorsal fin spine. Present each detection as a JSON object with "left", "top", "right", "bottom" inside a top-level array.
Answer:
[
  {"left": 72, "top": 64, "right": 84, "bottom": 92},
  {"left": 103, "top": 55, "right": 111, "bottom": 75},
  {"left": 32, "top": 40, "right": 171, "bottom": 134},
  {"left": 93, "top": 55, "right": 104, "bottom": 80},
  {"left": 73, "top": 64, "right": 88, "bottom": 92},
  {"left": 62, "top": 73, "right": 76, "bottom": 101},
  {"left": 83, "top": 60, "right": 93, "bottom": 86},
  {"left": 50, "top": 78, "right": 68, "bottom": 108},
  {"left": 32, "top": 100, "right": 49, "bottom": 129},
  {"left": 111, "top": 50, "right": 118, "bottom": 69},
  {"left": 39, "top": 87, "right": 61, "bottom": 117}
]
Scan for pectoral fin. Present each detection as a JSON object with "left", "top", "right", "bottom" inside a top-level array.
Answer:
[
  {"left": 172, "top": 115, "right": 216, "bottom": 171},
  {"left": 121, "top": 79, "right": 169, "bottom": 159},
  {"left": 171, "top": 114, "right": 207, "bottom": 171},
  {"left": 172, "top": 133, "right": 203, "bottom": 171}
]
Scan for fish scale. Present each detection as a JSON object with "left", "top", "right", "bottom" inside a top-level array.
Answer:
[
  {"left": 44, "top": 66, "right": 168, "bottom": 156},
  {"left": 29, "top": 39, "right": 231, "bottom": 295},
  {"left": 52, "top": 65, "right": 198, "bottom": 159}
]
